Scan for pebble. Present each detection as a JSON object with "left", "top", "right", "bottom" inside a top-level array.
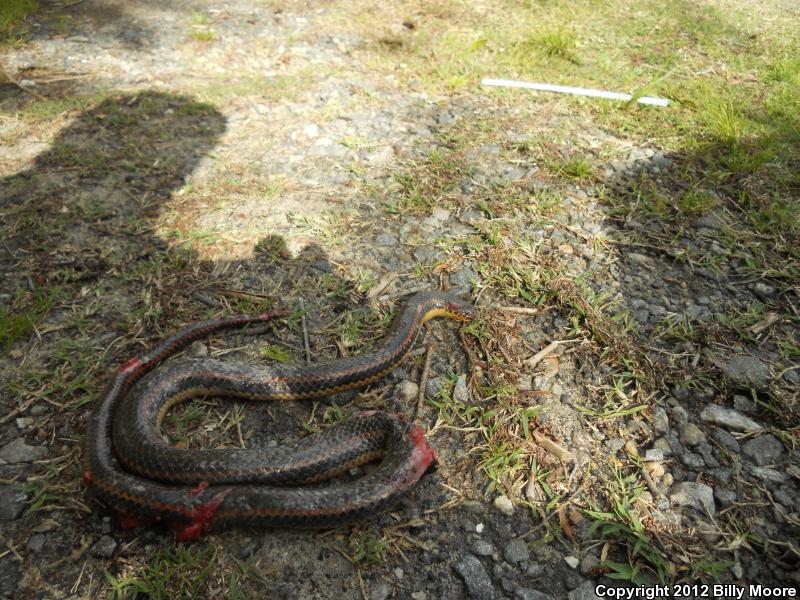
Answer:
[
  {"left": 0, "top": 485, "right": 27, "bottom": 520},
  {"left": 425, "top": 376, "right": 446, "bottom": 398},
  {"left": 644, "top": 448, "right": 664, "bottom": 462},
  {"left": 375, "top": 233, "right": 397, "bottom": 247},
  {"left": 516, "top": 589, "right": 554, "bottom": 600},
  {"left": 750, "top": 466, "right": 788, "bottom": 485},
  {"left": 720, "top": 355, "right": 772, "bottom": 389},
  {"left": 27, "top": 533, "right": 46, "bottom": 553},
  {"left": 188, "top": 340, "right": 208, "bottom": 357},
  {"left": 710, "top": 427, "right": 740, "bottom": 454},
  {"left": 714, "top": 488, "right": 737, "bottom": 508},
  {"left": 680, "top": 423, "right": 706, "bottom": 446},
  {"left": 681, "top": 453, "right": 705, "bottom": 470},
  {"left": 741, "top": 434, "right": 784, "bottom": 466},
  {"left": 700, "top": 405, "right": 762, "bottom": 431},
  {"left": 411, "top": 592, "right": 427, "bottom": 600},
  {"left": 732, "top": 394, "right": 755, "bottom": 413},
  {"left": 526, "top": 562, "right": 546, "bottom": 577},
  {"left": 568, "top": 580, "right": 602, "bottom": 600},
  {"left": 503, "top": 538, "right": 530, "bottom": 563},
  {"left": 652, "top": 407, "right": 669, "bottom": 434},
  {"left": 453, "top": 374, "right": 469, "bottom": 403},
  {"left": 90, "top": 535, "right": 118, "bottom": 558},
  {"left": 369, "top": 581, "right": 391, "bottom": 600},
  {"left": 454, "top": 555, "right": 495, "bottom": 600},
  {"left": 669, "top": 482, "right": 715, "bottom": 515},
  {"left": 413, "top": 245, "right": 439, "bottom": 263},
  {"left": 472, "top": 540, "right": 496, "bottom": 557},
  {"left": 0, "top": 438, "right": 47, "bottom": 463},
  {"left": 579, "top": 554, "right": 600, "bottom": 575},
  {"left": 564, "top": 556, "right": 579, "bottom": 569},
  {"left": 393, "top": 567, "right": 404, "bottom": 580},
  {"left": 397, "top": 380, "right": 418, "bottom": 402},
  {"left": 493, "top": 495, "right": 515, "bottom": 516}
]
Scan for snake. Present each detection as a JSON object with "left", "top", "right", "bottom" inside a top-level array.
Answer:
[{"left": 83, "top": 291, "right": 474, "bottom": 540}]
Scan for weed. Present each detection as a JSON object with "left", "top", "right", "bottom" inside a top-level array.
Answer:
[
  {"left": 0, "top": 0, "right": 37, "bottom": 42},
  {"left": 352, "top": 531, "right": 388, "bottom": 564},
  {"left": 0, "top": 286, "right": 57, "bottom": 350},
  {"left": 585, "top": 466, "right": 669, "bottom": 584},
  {"left": 190, "top": 29, "right": 218, "bottom": 42},
  {"left": 104, "top": 545, "right": 217, "bottom": 599},
  {"left": 260, "top": 344, "right": 291, "bottom": 363}
]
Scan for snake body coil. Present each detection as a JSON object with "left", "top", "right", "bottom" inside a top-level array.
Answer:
[{"left": 83, "top": 292, "right": 474, "bottom": 539}]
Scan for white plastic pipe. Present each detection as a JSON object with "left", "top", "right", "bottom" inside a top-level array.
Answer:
[{"left": 481, "top": 78, "right": 669, "bottom": 107}]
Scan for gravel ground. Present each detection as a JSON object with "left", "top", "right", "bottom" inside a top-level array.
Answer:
[{"left": 1, "top": 1, "right": 798, "bottom": 599}]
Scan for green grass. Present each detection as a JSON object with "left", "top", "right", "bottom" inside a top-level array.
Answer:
[
  {"left": 104, "top": 545, "right": 217, "bottom": 599},
  {"left": 0, "top": 286, "right": 57, "bottom": 350},
  {"left": 0, "top": 0, "right": 37, "bottom": 43}
]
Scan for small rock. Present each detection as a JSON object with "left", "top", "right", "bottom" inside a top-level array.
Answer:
[
  {"left": 188, "top": 340, "right": 208, "bottom": 357},
  {"left": 472, "top": 540, "right": 496, "bottom": 557},
  {"left": 91, "top": 535, "right": 118, "bottom": 558},
  {"left": 750, "top": 466, "right": 788, "bottom": 485},
  {"left": 680, "top": 423, "right": 706, "bottom": 446},
  {"left": 707, "top": 467, "right": 733, "bottom": 484},
  {"left": 526, "top": 562, "right": 546, "bottom": 577},
  {"left": 652, "top": 437, "right": 672, "bottom": 457},
  {"left": 237, "top": 537, "right": 260, "bottom": 560},
  {"left": 413, "top": 245, "right": 439, "bottom": 263},
  {"left": 27, "top": 533, "right": 46, "bottom": 553},
  {"left": 626, "top": 253, "right": 653, "bottom": 266},
  {"left": 454, "top": 555, "right": 495, "bottom": 600},
  {"left": 732, "top": 394, "right": 755, "bottom": 413},
  {"left": 0, "top": 558, "right": 20, "bottom": 595},
  {"left": 503, "top": 538, "right": 530, "bottom": 563},
  {"left": 670, "top": 405, "right": 689, "bottom": 427},
  {"left": 369, "top": 581, "right": 391, "bottom": 600},
  {"left": 714, "top": 488, "right": 737, "bottom": 508},
  {"left": 0, "top": 485, "right": 27, "bottom": 520},
  {"left": 681, "top": 453, "right": 705, "bottom": 470},
  {"left": 710, "top": 427, "right": 740, "bottom": 454},
  {"left": 752, "top": 282, "right": 776, "bottom": 299},
  {"left": 394, "top": 567, "right": 404, "bottom": 580},
  {"left": 453, "top": 374, "right": 469, "bottom": 403},
  {"left": 564, "top": 556, "right": 579, "bottom": 569},
  {"left": 493, "top": 495, "right": 514, "bottom": 516},
  {"left": 397, "top": 380, "right": 418, "bottom": 403},
  {"left": 15, "top": 418, "right": 33, "bottom": 430},
  {"left": 425, "top": 376, "right": 446, "bottom": 398},
  {"left": 700, "top": 405, "right": 762, "bottom": 431},
  {"left": 451, "top": 269, "right": 480, "bottom": 293},
  {"left": 303, "top": 123, "right": 319, "bottom": 138},
  {"left": 644, "top": 448, "right": 664, "bottom": 462},
  {"left": 568, "top": 580, "right": 602, "bottom": 600},
  {"left": 516, "top": 589, "right": 554, "bottom": 600},
  {"left": 411, "top": 592, "right": 427, "bottom": 600},
  {"left": 423, "top": 208, "right": 451, "bottom": 228},
  {"left": 0, "top": 438, "right": 46, "bottom": 463},
  {"left": 773, "top": 489, "right": 794, "bottom": 509},
  {"left": 721, "top": 355, "right": 771, "bottom": 389},
  {"left": 669, "top": 482, "right": 715, "bottom": 515},
  {"left": 366, "top": 146, "right": 395, "bottom": 166},
  {"left": 652, "top": 407, "right": 669, "bottom": 434},
  {"left": 579, "top": 554, "right": 600, "bottom": 575},
  {"left": 375, "top": 233, "right": 397, "bottom": 247},
  {"left": 741, "top": 435, "right": 784, "bottom": 466}
]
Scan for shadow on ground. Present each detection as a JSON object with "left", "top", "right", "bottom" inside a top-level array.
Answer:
[{"left": 0, "top": 90, "right": 377, "bottom": 598}]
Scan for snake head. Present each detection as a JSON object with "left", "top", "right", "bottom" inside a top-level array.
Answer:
[{"left": 444, "top": 300, "right": 475, "bottom": 322}]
